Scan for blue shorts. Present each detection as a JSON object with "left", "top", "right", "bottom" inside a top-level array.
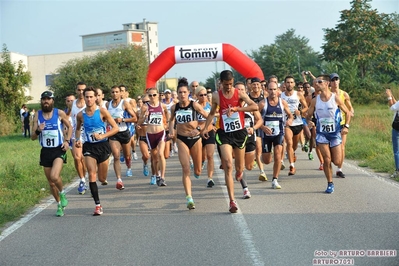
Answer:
[{"left": 316, "top": 132, "right": 342, "bottom": 148}]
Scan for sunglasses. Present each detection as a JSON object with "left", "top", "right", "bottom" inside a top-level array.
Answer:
[
  {"left": 297, "top": 86, "right": 303, "bottom": 89},
  {"left": 148, "top": 94, "right": 157, "bottom": 97},
  {"left": 316, "top": 80, "right": 324, "bottom": 84},
  {"left": 331, "top": 78, "right": 339, "bottom": 81},
  {"left": 198, "top": 94, "right": 207, "bottom": 97}
]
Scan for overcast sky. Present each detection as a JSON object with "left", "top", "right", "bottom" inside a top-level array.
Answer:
[{"left": 1, "top": 0, "right": 398, "bottom": 83}]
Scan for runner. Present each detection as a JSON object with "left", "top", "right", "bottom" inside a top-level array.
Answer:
[
  {"left": 306, "top": 75, "right": 351, "bottom": 193},
  {"left": 201, "top": 70, "right": 258, "bottom": 213},
  {"left": 75, "top": 87, "right": 119, "bottom": 215},
  {"left": 137, "top": 88, "right": 169, "bottom": 186},
  {"left": 106, "top": 85, "right": 137, "bottom": 189},
  {"left": 259, "top": 82, "right": 294, "bottom": 189},
  {"left": 168, "top": 80, "right": 209, "bottom": 209},
  {"left": 31, "top": 91, "right": 72, "bottom": 216},
  {"left": 136, "top": 95, "right": 151, "bottom": 177}
]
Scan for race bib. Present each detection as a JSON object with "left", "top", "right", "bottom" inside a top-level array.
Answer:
[
  {"left": 265, "top": 121, "right": 280, "bottom": 136},
  {"left": 86, "top": 127, "right": 106, "bottom": 143},
  {"left": 222, "top": 112, "right": 242, "bottom": 133},
  {"left": 319, "top": 118, "right": 335, "bottom": 133},
  {"left": 42, "top": 130, "right": 60, "bottom": 148},
  {"left": 176, "top": 110, "right": 193, "bottom": 124}
]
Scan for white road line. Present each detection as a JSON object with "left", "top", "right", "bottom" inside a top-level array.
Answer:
[
  {"left": 0, "top": 180, "right": 79, "bottom": 242},
  {"left": 214, "top": 155, "right": 265, "bottom": 266}
]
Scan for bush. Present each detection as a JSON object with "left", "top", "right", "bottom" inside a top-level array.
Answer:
[{"left": 0, "top": 112, "right": 18, "bottom": 136}]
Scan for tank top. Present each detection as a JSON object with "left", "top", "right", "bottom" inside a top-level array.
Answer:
[
  {"left": 38, "top": 108, "right": 64, "bottom": 148},
  {"left": 315, "top": 93, "right": 341, "bottom": 135},
  {"left": 248, "top": 93, "right": 264, "bottom": 104},
  {"left": 281, "top": 91, "right": 303, "bottom": 126},
  {"left": 108, "top": 99, "right": 128, "bottom": 131},
  {"left": 262, "top": 98, "right": 285, "bottom": 137},
  {"left": 218, "top": 89, "right": 245, "bottom": 132},
  {"left": 71, "top": 99, "right": 85, "bottom": 131},
  {"left": 146, "top": 102, "right": 164, "bottom": 126},
  {"left": 174, "top": 101, "right": 197, "bottom": 124},
  {"left": 163, "top": 98, "right": 175, "bottom": 114},
  {"left": 338, "top": 90, "right": 347, "bottom": 125},
  {"left": 197, "top": 102, "right": 211, "bottom": 122},
  {"left": 82, "top": 107, "right": 107, "bottom": 143}
]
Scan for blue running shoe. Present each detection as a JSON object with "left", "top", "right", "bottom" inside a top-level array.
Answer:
[
  {"left": 126, "top": 168, "right": 133, "bottom": 177},
  {"left": 325, "top": 183, "right": 334, "bottom": 193},
  {"left": 194, "top": 173, "right": 200, "bottom": 179},
  {"left": 78, "top": 180, "right": 86, "bottom": 195},
  {"left": 150, "top": 175, "right": 156, "bottom": 185},
  {"left": 120, "top": 152, "right": 125, "bottom": 163},
  {"left": 143, "top": 164, "right": 149, "bottom": 176}
]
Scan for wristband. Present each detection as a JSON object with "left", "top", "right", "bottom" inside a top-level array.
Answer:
[
  {"left": 35, "top": 129, "right": 41, "bottom": 135},
  {"left": 388, "top": 97, "right": 392, "bottom": 100}
]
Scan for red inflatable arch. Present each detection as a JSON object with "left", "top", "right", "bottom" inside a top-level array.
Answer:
[{"left": 145, "top": 43, "right": 264, "bottom": 89}]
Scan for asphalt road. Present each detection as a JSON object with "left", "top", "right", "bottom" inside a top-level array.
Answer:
[{"left": 1, "top": 147, "right": 398, "bottom": 266}]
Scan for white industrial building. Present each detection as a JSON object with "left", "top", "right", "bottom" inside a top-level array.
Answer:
[{"left": 3, "top": 19, "right": 159, "bottom": 103}]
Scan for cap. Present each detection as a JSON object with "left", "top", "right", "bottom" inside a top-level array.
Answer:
[
  {"left": 164, "top": 89, "right": 171, "bottom": 93},
  {"left": 329, "top": 73, "right": 339, "bottom": 80},
  {"left": 251, "top": 77, "right": 261, "bottom": 83},
  {"left": 41, "top": 91, "right": 54, "bottom": 99}
]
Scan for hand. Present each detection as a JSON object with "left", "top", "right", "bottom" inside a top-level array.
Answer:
[
  {"left": 93, "top": 133, "right": 102, "bottom": 141},
  {"left": 61, "top": 141, "right": 69, "bottom": 151},
  {"left": 39, "top": 122, "right": 45, "bottom": 131},
  {"left": 386, "top": 89, "right": 392, "bottom": 97},
  {"left": 341, "top": 127, "right": 349, "bottom": 135},
  {"left": 227, "top": 106, "right": 236, "bottom": 117},
  {"left": 75, "top": 140, "right": 82, "bottom": 148},
  {"left": 201, "top": 129, "right": 209, "bottom": 139},
  {"left": 261, "top": 126, "right": 272, "bottom": 135}
]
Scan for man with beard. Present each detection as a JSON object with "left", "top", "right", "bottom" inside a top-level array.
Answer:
[{"left": 31, "top": 91, "right": 73, "bottom": 217}]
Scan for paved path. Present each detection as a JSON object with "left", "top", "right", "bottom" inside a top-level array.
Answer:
[{"left": 1, "top": 148, "right": 399, "bottom": 266}]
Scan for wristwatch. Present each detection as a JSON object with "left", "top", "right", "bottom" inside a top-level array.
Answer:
[
  {"left": 196, "top": 126, "right": 201, "bottom": 131},
  {"left": 344, "top": 124, "right": 350, "bottom": 129}
]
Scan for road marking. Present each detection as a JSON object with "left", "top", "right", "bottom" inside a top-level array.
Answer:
[
  {"left": 214, "top": 155, "right": 265, "bottom": 266},
  {"left": 0, "top": 180, "right": 79, "bottom": 242}
]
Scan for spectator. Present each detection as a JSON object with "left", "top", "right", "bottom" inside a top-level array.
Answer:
[{"left": 386, "top": 89, "right": 399, "bottom": 178}]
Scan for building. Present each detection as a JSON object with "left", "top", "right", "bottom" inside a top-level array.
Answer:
[{"left": 3, "top": 19, "right": 159, "bottom": 103}]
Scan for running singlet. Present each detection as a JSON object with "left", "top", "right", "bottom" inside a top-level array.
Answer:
[
  {"left": 82, "top": 107, "right": 107, "bottom": 143},
  {"left": 197, "top": 102, "right": 211, "bottom": 122},
  {"left": 249, "top": 93, "right": 264, "bottom": 104},
  {"left": 218, "top": 89, "right": 245, "bottom": 132},
  {"left": 262, "top": 98, "right": 285, "bottom": 137},
  {"left": 174, "top": 100, "right": 197, "bottom": 124},
  {"left": 108, "top": 99, "right": 128, "bottom": 131},
  {"left": 162, "top": 99, "right": 175, "bottom": 114},
  {"left": 338, "top": 90, "right": 347, "bottom": 125},
  {"left": 315, "top": 94, "right": 341, "bottom": 135},
  {"left": 71, "top": 99, "right": 86, "bottom": 139},
  {"left": 281, "top": 91, "right": 303, "bottom": 126},
  {"left": 146, "top": 102, "right": 164, "bottom": 126},
  {"left": 244, "top": 110, "right": 255, "bottom": 137},
  {"left": 38, "top": 108, "right": 64, "bottom": 148}
]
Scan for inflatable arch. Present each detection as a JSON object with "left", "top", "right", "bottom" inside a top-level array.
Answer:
[{"left": 145, "top": 43, "right": 264, "bottom": 89}]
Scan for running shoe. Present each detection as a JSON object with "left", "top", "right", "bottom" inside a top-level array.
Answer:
[
  {"left": 194, "top": 173, "right": 200, "bottom": 179},
  {"left": 258, "top": 172, "right": 267, "bottom": 181},
  {"left": 173, "top": 143, "right": 178, "bottom": 153},
  {"left": 143, "top": 164, "right": 149, "bottom": 176},
  {"left": 150, "top": 175, "right": 157, "bottom": 185},
  {"left": 59, "top": 192, "right": 68, "bottom": 208},
  {"left": 56, "top": 204, "right": 64, "bottom": 217},
  {"left": 158, "top": 178, "right": 167, "bottom": 187},
  {"left": 288, "top": 166, "right": 296, "bottom": 176},
  {"left": 186, "top": 197, "right": 195, "bottom": 210},
  {"left": 78, "top": 180, "right": 86, "bottom": 195},
  {"left": 190, "top": 161, "right": 194, "bottom": 170},
  {"left": 391, "top": 171, "right": 399, "bottom": 178},
  {"left": 108, "top": 155, "right": 114, "bottom": 165},
  {"left": 319, "top": 164, "right": 324, "bottom": 170},
  {"left": 308, "top": 152, "right": 314, "bottom": 160},
  {"left": 219, "top": 164, "right": 224, "bottom": 169},
  {"left": 132, "top": 152, "right": 138, "bottom": 161},
  {"left": 325, "top": 183, "right": 335, "bottom": 194},
  {"left": 336, "top": 171, "right": 346, "bottom": 178},
  {"left": 93, "top": 205, "right": 103, "bottom": 216},
  {"left": 272, "top": 179, "right": 282, "bottom": 189},
  {"left": 304, "top": 144, "right": 309, "bottom": 153},
  {"left": 280, "top": 161, "right": 286, "bottom": 170},
  {"left": 229, "top": 200, "right": 238, "bottom": 213},
  {"left": 207, "top": 179, "right": 215, "bottom": 188},
  {"left": 126, "top": 168, "right": 133, "bottom": 177},
  {"left": 243, "top": 188, "right": 251, "bottom": 199},
  {"left": 101, "top": 180, "right": 108, "bottom": 186},
  {"left": 253, "top": 160, "right": 257, "bottom": 169},
  {"left": 116, "top": 180, "right": 125, "bottom": 190},
  {"left": 201, "top": 161, "right": 205, "bottom": 170},
  {"left": 235, "top": 171, "right": 243, "bottom": 181},
  {"left": 120, "top": 153, "right": 125, "bottom": 163}
]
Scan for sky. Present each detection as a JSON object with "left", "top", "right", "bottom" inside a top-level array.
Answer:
[{"left": 1, "top": 0, "right": 398, "bottom": 83}]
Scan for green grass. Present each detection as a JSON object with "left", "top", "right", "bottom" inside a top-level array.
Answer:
[
  {"left": 0, "top": 135, "right": 77, "bottom": 230},
  {"left": 0, "top": 103, "right": 397, "bottom": 231}
]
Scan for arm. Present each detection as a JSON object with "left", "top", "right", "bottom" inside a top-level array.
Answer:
[
  {"left": 282, "top": 100, "right": 294, "bottom": 127},
  {"left": 59, "top": 110, "right": 72, "bottom": 150},
  {"left": 31, "top": 112, "right": 40, "bottom": 141},
  {"left": 75, "top": 111, "right": 83, "bottom": 148},
  {"left": 168, "top": 104, "right": 176, "bottom": 138},
  {"left": 335, "top": 94, "right": 351, "bottom": 132},
  {"left": 252, "top": 110, "right": 263, "bottom": 133},
  {"left": 236, "top": 91, "right": 258, "bottom": 113},
  {"left": 201, "top": 93, "right": 219, "bottom": 137},
  {"left": 123, "top": 101, "right": 138, "bottom": 123},
  {"left": 343, "top": 91, "right": 354, "bottom": 116},
  {"left": 298, "top": 93, "right": 308, "bottom": 117},
  {"left": 193, "top": 101, "right": 209, "bottom": 120},
  {"left": 137, "top": 105, "right": 148, "bottom": 125},
  {"left": 93, "top": 108, "right": 119, "bottom": 141}
]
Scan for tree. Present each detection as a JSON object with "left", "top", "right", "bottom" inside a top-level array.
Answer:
[
  {"left": 50, "top": 45, "right": 148, "bottom": 108},
  {"left": 248, "top": 29, "right": 322, "bottom": 81},
  {"left": 203, "top": 72, "right": 220, "bottom": 91},
  {"left": 0, "top": 44, "right": 32, "bottom": 134},
  {"left": 322, "top": 0, "right": 399, "bottom": 79}
]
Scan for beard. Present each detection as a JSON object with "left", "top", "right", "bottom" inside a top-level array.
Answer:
[{"left": 41, "top": 102, "right": 54, "bottom": 113}]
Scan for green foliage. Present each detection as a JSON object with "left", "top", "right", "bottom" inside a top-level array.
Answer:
[
  {"left": 50, "top": 45, "right": 148, "bottom": 108},
  {"left": 0, "top": 44, "right": 32, "bottom": 132},
  {"left": 322, "top": 0, "right": 399, "bottom": 80},
  {"left": 248, "top": 29, "right": 322, "bottom": 81},
  {"left": 0, "top": 135, "right": 77, "bottom": 229}
]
